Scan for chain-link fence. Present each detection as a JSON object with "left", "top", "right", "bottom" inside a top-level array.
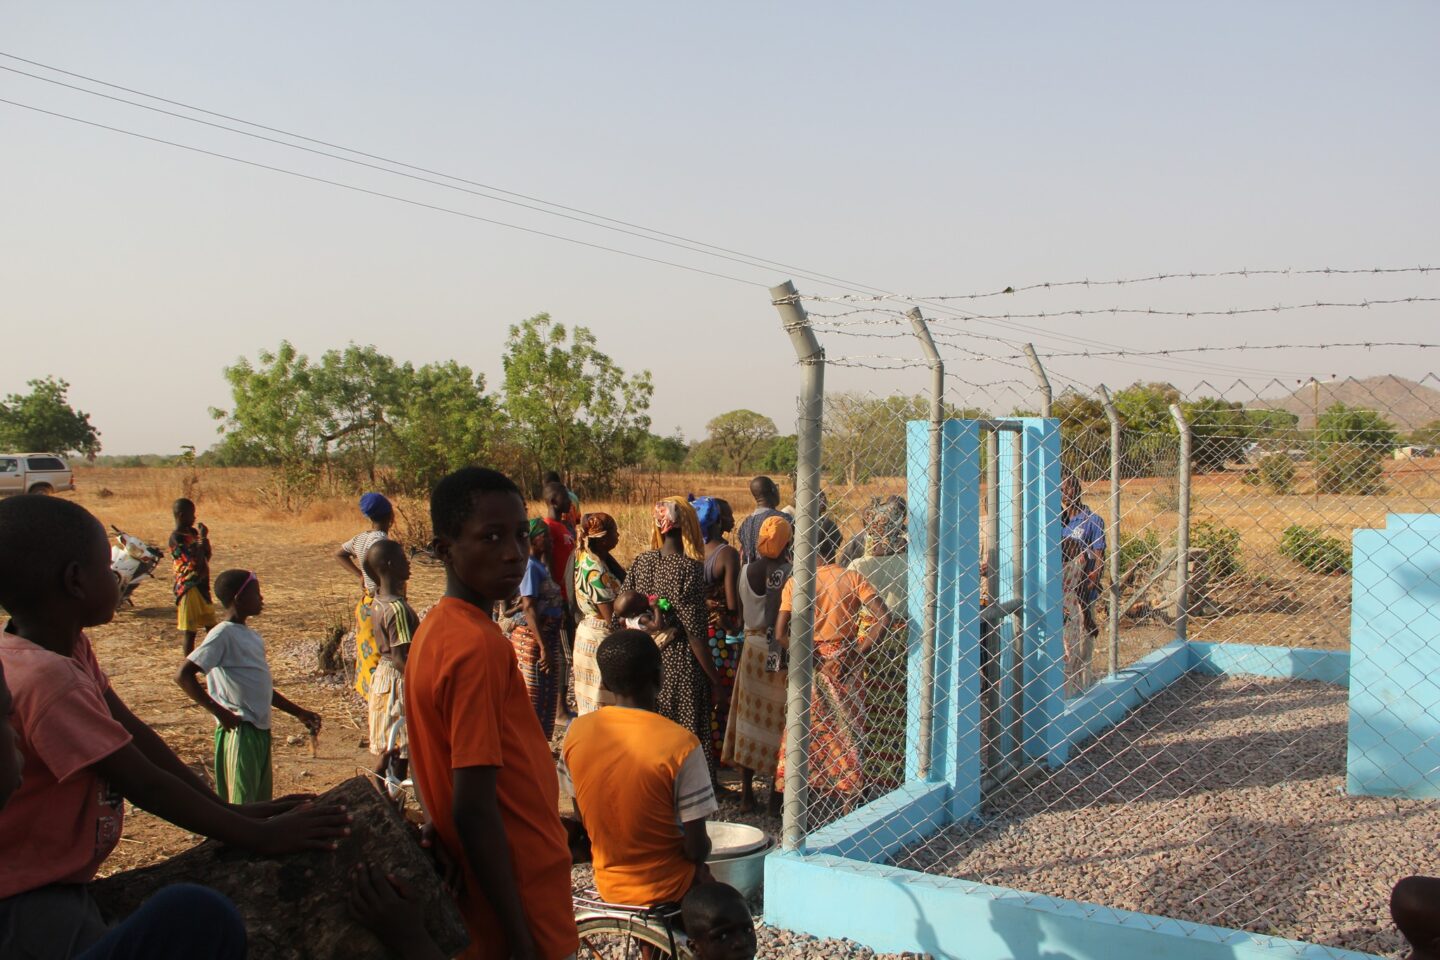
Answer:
[{"left": 771, "top": 281, "right": 1440, "bottom": 957}]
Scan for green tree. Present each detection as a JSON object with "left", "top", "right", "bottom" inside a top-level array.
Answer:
[
  {"left": 1055, "top": 393, "right": 1110, "bottom": 481},
  {"left": 824, "top": 393, "right": 929, "bottom": 485},
  {"left": 1314, "top": 403, "right": 1398, "bottom": 495},
  {"left": 760, "top": 434, "right": 798, "bottom": 476},
  {"left": 210, "top": 342, "right": 324, "bottom": 468},
  {"left": 501, "top": 314, "right": 653, "bottom": 493},
  {"left": 1182, "top": 396, "right": 1255, "bottom": 472},
  {"left": 685, "top": 439, "right": 725, "bottom": 473},
  {"left": 705, "top": 410, "right": 778, "bottom": 474},
  {"left": 310, "top": 344, "right": 408, "bottom": 485},
  {"left": 1316, "top": 403, "right": 1398, "bottom": 449},
  {"left": 386, "top": 362, "right": 501, "bottom": 494},
  {"left": 1409, "top": 419, "right": 1440, "bottom": 447},
  {"left": 1113, "top": 382, "right": 1179, "bottom": 433},
  {"left": 0, "top": 377, "right": 102, "bottom": 458},
  {"left": 639, "top": 432, "right": 689, "bottom": 472}
]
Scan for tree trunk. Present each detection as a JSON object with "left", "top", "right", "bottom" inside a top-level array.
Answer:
[{"left": 91, "top": 777, "right": 469, "bottom": 960}]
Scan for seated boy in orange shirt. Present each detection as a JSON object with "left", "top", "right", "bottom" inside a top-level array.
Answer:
[
  {"left": 404, "top": 467, "right": 578, "bottom": 960},
  {"left": 560, "top": 629, "right": 717, "bottom": 907}
]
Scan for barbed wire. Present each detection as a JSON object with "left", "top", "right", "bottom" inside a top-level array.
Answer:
[
  {"left": 798, "top": 265, "right": 1440, "bottom": 304},
  {"left": 1002, "top": 341, "right": 1440, "bottom": 361},
  {"left": 925, "top": 297, "right": 1440, "bottom": 324},
  {"left": 806, "top": 320, "right": 1339, "bottom": 380}
]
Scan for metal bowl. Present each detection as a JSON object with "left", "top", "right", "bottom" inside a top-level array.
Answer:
[
  {"left": 705, "top": 821, "right": 768, "bottom": 858},
  {"left": 705, "top": 822, "right": 774, "bottom": 902}
]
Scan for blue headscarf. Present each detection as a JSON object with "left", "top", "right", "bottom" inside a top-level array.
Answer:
[
  {"left": 359, "top": 492, "right": 393, "bottom": 521},
  {"left": 692, "top": 496, "right": 721, "bottom": 542}
]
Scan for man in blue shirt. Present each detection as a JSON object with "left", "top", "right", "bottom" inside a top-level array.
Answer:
[{"left": 1061, "top": 475, "right": 1106, "bottom": 640}]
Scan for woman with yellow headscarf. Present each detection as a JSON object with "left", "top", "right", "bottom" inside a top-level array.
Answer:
[
  {"left": 650, "top": 495, "right": 705, "bottom": 560},
  {"left": 623, "top": 497, "right": 724, "bottom": 780}
]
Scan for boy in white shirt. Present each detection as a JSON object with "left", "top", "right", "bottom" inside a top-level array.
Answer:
[{"left": 176, "top": 569, "right": 321, "bottom": 803}]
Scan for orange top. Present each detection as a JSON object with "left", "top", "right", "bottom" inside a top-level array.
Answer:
[
  {"left": 404, "top": 597, "right": 578, "bottom": 960},
  {"left": 561, "top": 708, "right": 707, "bottom": 906},
  {"left": 781, "top": 564, "right": 882, "bottom": 658}
]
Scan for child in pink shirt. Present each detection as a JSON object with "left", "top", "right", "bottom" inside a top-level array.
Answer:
[{"left": 0, "top": 495, "right": 351, "bottom": 958}]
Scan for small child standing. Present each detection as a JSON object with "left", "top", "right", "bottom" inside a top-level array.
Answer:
[
  {"left": 176, "top": 569, "right": 322, "bottom": 804},
  {"left": 364, "top": 539, "right": 417, "bottom": 794},
  {"left": 169, "top": 497, "right": 214, "bottom": 655},
  {"left": 337, "top": 493, "right": 394, "bottom": 700}
]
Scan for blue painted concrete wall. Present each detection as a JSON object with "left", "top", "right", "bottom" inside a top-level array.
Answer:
[
  {"left": 765, "top": 850, "right": 1381, "bottom": 960},
  {"left": 1348, "top": 513, "right": 1440, "bottom": 798}
]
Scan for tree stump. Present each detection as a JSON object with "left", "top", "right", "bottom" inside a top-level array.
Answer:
[{"left": 91, "top": 777, "right": 469, "bottom": 960}]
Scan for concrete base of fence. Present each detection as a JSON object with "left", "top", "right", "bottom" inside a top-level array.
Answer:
[
  {"left": 764, "top": 850, "right": 1382, "bottom": 960},
  {"left": 766, "top": 641, "right": 1368, "bottom": 959}
]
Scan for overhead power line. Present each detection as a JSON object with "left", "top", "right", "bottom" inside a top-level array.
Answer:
[
  {"left": 0, "top": 95, "right": 770, "bottom": 287},
  {"left": 0, "top": 51, "right": 908, "bottom": 300},
  {"left": 5, "top": 48, "right": 1433, "bottom": 377}
]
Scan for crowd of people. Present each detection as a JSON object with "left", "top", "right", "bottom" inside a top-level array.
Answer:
[{"left": 3, "top": 466, "right": 1436, "bottom": 960}]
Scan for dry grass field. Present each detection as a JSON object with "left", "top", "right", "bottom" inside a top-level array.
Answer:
[{"left": 30, "top": 459, "right": 1440, "bottom": 879}]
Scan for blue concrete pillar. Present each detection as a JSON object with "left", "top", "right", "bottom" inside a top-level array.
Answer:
[
  {"left": 994, "top": 418, "right": 1064, "bottom": 766},
  {"left": 1347, "top": 513, "right": 1440, "bottom": 797},
  {"left": 1020, "top": 418, "right": 1065, "bottom": 765},
  {"left": 905, "top": 420, "right": 981, "bottom": 819}
]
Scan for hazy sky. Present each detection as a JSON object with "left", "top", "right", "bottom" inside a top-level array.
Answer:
[{"left": 2, "top": 2, "right": 1437, "bottom": 454}]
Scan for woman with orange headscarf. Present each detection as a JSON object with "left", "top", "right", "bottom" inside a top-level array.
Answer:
[
  {"left": 722, "top": 514, "right": 793, "bottom": 812},
  {"left": 571, "top": 512, "right": 625, "bottom": 714},
  {"left": 622, "top": 497, "right": 722, "bottom": 778}
]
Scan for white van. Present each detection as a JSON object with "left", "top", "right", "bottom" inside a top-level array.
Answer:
[{"left": 0, "top": 454, "right": 76, "bottom": 495}]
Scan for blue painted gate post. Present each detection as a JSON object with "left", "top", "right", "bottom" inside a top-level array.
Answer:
[
  {"left": 994, "top": 418, "right": 1064, "bottom": 767},
  {"left": 905, "top": 419, "right": 981, "bottom": 819}
]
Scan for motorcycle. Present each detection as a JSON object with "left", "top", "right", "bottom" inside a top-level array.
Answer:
[{"left": 111, "top": 525, "right": 164, "bottom": 610}]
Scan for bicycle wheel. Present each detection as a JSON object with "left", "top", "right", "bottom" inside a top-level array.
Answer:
[{"left": 575, "top": 915, "right": 693, "bottom": 960}]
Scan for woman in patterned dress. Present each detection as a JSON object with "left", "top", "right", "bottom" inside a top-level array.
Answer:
[
  {"left": 508, "top": 518, "right": 565, "bottom": 739},
  {"left": 571, "top": 512, "right": 625, "bottom": 714},
  {"left": 775, "top": 522, "right": 891, "bottom": 819},
  {"left": 694, "top": 496, "right": 742, "bottom": 766},
  {"left": 848, "top": 496, "right": 909, "bottom": 794},
  {"left": 722, "top": 514, "right": 793, "bottom": 812},
  {"left": 622, "top": 498, "right": 723, "bottom": 778}
]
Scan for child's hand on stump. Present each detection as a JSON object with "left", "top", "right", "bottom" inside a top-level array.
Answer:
[
  {"left": 248, "top": 801, "right": 351, "bottom": 856},
  {"left": 350, "top": 863, "right": 446, "bottom": 960}
]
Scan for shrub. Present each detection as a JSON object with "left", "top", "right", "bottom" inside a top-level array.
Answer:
[
  {"left": 1280, "top": 524, "right": 1351, "bottom": 575},
  {"left": 1117, "top": 528, "right": 1162, "bottom": 579},
  {"left": 1315, "top": 445, "right": 1386, "bottom": 495},
  {"left": 1257, "top": 453, "right": 1296, "bottom": 494},
  {"left": 1192, "top": 520, "right": 1243, "bottom": 579}
]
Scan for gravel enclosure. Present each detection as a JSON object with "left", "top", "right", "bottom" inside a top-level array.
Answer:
[{"left": 893, "top": 675, "right": 1429, "bottom": 957}]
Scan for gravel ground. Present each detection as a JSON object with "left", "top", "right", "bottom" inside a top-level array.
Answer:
[
  {"left": 894, "top": 674, "right": 1429, "bottom": 957},
  {"left": 571, "top": 863, "right": 928, "bottom": 959}
]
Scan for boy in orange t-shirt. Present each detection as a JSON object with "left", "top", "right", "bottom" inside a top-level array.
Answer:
[
  {"left": 405, "top": 467, "right": 578, "bottom": 960},
  {"left": 560, "top": 629, "right": 718, "bottom": 908}
]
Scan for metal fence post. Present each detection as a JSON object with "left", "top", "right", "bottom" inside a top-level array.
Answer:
[
  {"left": 1023, "top": 343, "right": 1053, "bottom": 418},
  {"left": 772, "top": 280, "right": 823, "bottom": 852},
  {"left": 1098, "top": 384, "right": 1121, "bottom": 677},
  {"left": 1169, "top": 402, "right": 1192, "bottom": 643},
  {"left": 907, "top": 307, "right": 943, "bottom": 779}
]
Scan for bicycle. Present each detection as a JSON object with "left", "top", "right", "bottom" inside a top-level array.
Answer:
[{"left": 573, "top": 888, "right": 693, "bottom": 959}]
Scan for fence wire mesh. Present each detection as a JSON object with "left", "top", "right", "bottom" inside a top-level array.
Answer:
[{"left": 775, "top": 288, "right": 1440, "bottom": 958}]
